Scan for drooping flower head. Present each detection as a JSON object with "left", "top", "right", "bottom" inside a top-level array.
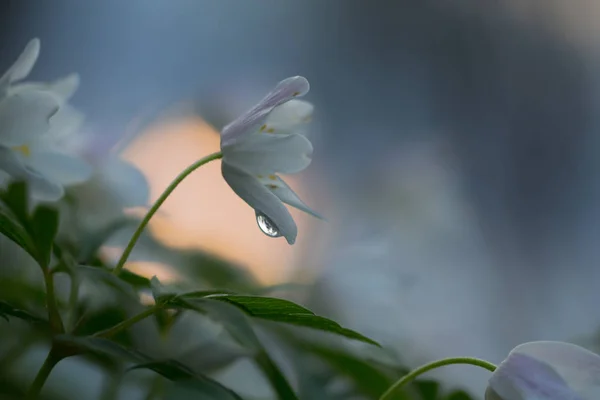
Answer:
[
  {"left": 0, "top": 38, "right": 91, "bottom": 201},
  {"left": 220, "top": 76, "right": 321, "bottom": 244},
  {"left": 487, "top": 341, "right": 600, "bottom": 400}
]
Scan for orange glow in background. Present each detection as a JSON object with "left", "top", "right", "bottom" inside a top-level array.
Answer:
[{"left": 118, "top": 117, "right": 327, "bottom": 285}]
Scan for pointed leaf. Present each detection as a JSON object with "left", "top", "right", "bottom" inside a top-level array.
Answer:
[
  {"left": 0, "top": 300, "right": 48, "bottom": 325},
  {"left": 205, "top": 295, "right": 380, "bottom": 346},
  {"left": 55, "top": 335, "right": 241, "bottom": 398},
  {"left": 178, "top": 289, "right": 238, "bottom": 299},
  {"left": 150, "top": 275, "right": 176, "bottom": 304},
  {"left": 0, "top": 202, "right": 36, "bottom": 259},
  {"left": 164, "top": 379, "right": 244, "bottom": 400},
  {"left": 54, "top": 335, "right": 147, "bottom": 362},
  {"left": 31, "top": 205, "right": 59, "bottom": 267},
  {"left": 77, "top": 264, "right": 138, "bottom": 298},
  {"left": 177, "top": 298, "right": 299, "bottom": 400},
  {"left": 0, "top": 181, "right": 28, "bottom": 222},
  {"left": 129, "top": 361, "right": 243, "bottom": 399}
]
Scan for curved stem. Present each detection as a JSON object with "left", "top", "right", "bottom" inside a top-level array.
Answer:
[
  {"left": 379, "top": 357, "right": 496, "bottom": 400},
  {"left": 112, "top": 151, "right": 223, "bottom": 275},
  {"left": 26, "top": 348, "right": 63, "bottom": 400}
]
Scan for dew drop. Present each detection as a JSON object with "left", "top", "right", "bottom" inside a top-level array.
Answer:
[{"left": 256, "top": 211, "right": 282, "bottom": 238}]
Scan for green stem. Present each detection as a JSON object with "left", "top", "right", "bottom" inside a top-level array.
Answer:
[
  {"left": 25, "top": 348, "right": 63, "bottom": 400},
  {"left": 93, "top": 304, "right": 162, "bottom": 339},
  {"left": 43, "top": 268, "right": 64, "bottom": 334},
  {"left": 379, "top": 357, "right": 496, "bottom": 400},
  {"left": 113, "top": 151, "right": 223, "bottom": 275},
  {"left": 66, "top": 272, "right": 79, "bottom": 332}
]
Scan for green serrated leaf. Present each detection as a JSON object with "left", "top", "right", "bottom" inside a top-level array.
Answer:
[
  {"left": 205, "top": 295, "right": 380, "bottom": 347},
  {"left": 0, "top": 300, "right": 48, "bottom": 325},
  {"left": 31, "top": 205, "right": 59, "bottom": 268}
]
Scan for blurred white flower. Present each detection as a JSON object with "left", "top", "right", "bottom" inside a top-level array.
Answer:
[
  {"left": 220, "top": 76, "right": 320, "bottom": 244},
  {"left": 62, "top": 155, "right": 149, "bottom": 240},
  {"left": 0, "top": 38, "right": 91, "bottom": 201},
  {"left": 487, "top": 341, "right": 600, "bottom": 400}
]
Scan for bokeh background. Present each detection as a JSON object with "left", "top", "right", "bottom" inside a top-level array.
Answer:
[{"left": 2, "top": 0, "right": 600, "bottom": 398}]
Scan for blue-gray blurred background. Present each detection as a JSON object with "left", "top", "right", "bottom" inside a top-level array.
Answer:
[{"left": 2, "top": 0, "right": 600, "bottom": 397}]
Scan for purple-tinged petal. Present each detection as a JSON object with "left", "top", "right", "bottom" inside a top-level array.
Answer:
[
  {"left": 221, "top": 162, "right": 297, "bottom": 244},
  {"left": 489, "top": 352, "right": 582, "bottom": 400},
  {"left": 510, "top": 342, "right": 600, "bottom": 399},
  {"left": 221, "top": 76, "right": 309, "bottom": 147}
]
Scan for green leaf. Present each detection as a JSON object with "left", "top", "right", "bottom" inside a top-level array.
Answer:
[
  {"left": 445, "top": 390, "right": 475, "bottom": 400},
  {"left": 0, "top": 202, "right": 36, "bottom": 260},
  {"left": 178, "top": 289, "right": 238, "bottom": 299},
  {"left": 54, "top": 335, "right": 243, "bottom": 399},
  {"left": 117, "top": 268, "right": 152, "bottom": 290},
  {"left": 164, "top": 380, "right": 243, "bottom": 400},
  {"left": 205, "top": 295, "right": 380, "bottom": 346},
  {"left": 150, "top": 276, "right": 176, "bottom": 304},
  {"left": 0, "top": 181, "right": 28, "bottom": 222},
  {"left": 31, "top": 205, "right": 59, "bottom": 268},
  {"left": 0, "top": 183, "right": 60, "bottom": 268},
  {"left": 77, "top": 265, "right": 138, "bottom": 298},
  {"left": 0, "top": 300, "right": 48, "bottom": 325},
  {"left": 416, "top": 380, "right": 441, "bottom": 400},
  {"left": 177, "top": 299, "right": 299, "bottom": 400}
]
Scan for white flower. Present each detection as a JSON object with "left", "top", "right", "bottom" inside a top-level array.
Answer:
[
  {"left": 220, "top": 76, "right": 321, "bottom": 245},
  {"left": 0, "top": 38, "right": 91, "bottom": 201},
  {"left": 486, "top": 341, "right": 600, "bottom": 400}
]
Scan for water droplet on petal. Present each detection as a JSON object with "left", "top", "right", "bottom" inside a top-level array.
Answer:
[{"left": 256, "top": 211, "right": 282, "bottom": 238}]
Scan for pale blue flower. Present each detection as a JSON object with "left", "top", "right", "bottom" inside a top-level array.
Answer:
[
  {"left": 487, "top": 341, "right": 600, "bottom": 400},
  {"left": 0, "top": 38, "right": 91, "bottom": 201},
  {"left": 220, "top": 76, "right": 321, "bottom": 244}
]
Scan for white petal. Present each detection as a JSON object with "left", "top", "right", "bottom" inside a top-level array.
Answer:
[
  {"left": 0, "top": 146, "right": 64, "bottom": 201},
  {"left": 265, "top": 99, "right": 313, "bottom": 133},
  {"left": 27, "top": 151, "right": 92, "bottom": 186},
  {"left": 0, "top": 90, "right": 59, "bottom": 146},
  {"left": 489, "top": 351, "right": 579, "bottom": 400},
  {"left": 38, "top": 105, "right": 85, "bottom": 148},
  {"left": 258, "top": 175, "right": 322, "bottom": 219},
  {"left": 0, "top": 39, "right": 40, "bottom": 90},
  {"left": 223, "top": 133, "right": 313, "bottom": 175},
  {"left": 99, "top": 158, "right": 149, "bottom": 208},
  {"left": 9, "top": 74, "right": 80, "bottom": 101},
  {"left": 221, "top": 76, "right": 309, "bottom": 147},
  {"left": 509, "top": 342, "right": 600, "bottom": 399},
  {"left": 222, "top": 162, "right": 297, "bottom": 244}
]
